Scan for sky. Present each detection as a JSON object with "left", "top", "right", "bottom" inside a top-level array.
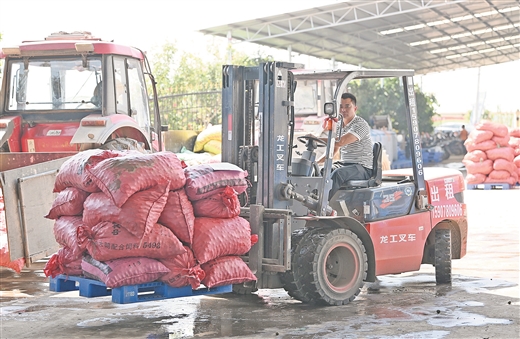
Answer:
[{"left": 1, "top": 0, "right": 519, "bottom": 116}]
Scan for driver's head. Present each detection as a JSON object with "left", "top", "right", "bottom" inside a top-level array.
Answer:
[{"left": 340, "top": 92, "right": 357, "bottom": 124}]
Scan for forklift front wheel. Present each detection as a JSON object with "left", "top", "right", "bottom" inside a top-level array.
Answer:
[{"left": 294, "top": 228, "right": 368, "bottom": 306}]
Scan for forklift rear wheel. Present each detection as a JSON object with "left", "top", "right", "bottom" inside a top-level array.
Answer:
[
  {"left": 435, "top": 228, "right": 452, "bottom": 284},
  {"left": 293, "top": 228, "right": 368, "bottom": 306}
]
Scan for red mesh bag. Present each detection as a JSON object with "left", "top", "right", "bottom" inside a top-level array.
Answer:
[
  {"left": 54, "top": 149, "right": 123, "bottom": 193},
  {"left": 485, "top": 175, "right": 517, "bottom": 185},
  {"left": 77, "top": 221, "right": 185, "bottom": 261},
  {"left": 465, "top": 173, "right": 486, "bottom": 185},
  {"left": 510, "top": 127, "right": 520, "bottom": 138},
  {"left": 87, "top": 151, "right": 185, "bottom": 207},
  {"left": 82, "top": 183, "right": 170, "bottom": 238},
  {"left": 476, "top": 120, "right": 509, "bottom": 137},
  {"left": 486, "top": 147, "right": 515, "bottom": 162},
  {"left": 463, "top": 159, "right": 493, "bottom": 175},
  {"left": 467, "top": 130, "right": 493, "bottom": 144},
  {"left": 158, "top": 189, "right": 195, "bottom": 244},
  {"left": 488, "top": 170, "right": 510, "bottom": 180},
  {"left": 81, "top": 254, "right": 169, "bottom": 288},
  {"left": 493, "top": 158, "right": 518, "bottom": 176},
  {"left": 53, "top": 216, "right": 86, "bottom": 258},
  {"left": 463, "top": 150, "right": 487, "bottom": 163},
  {"left": 492, "top": 135, "right": 510, "bottom": 147},
  {"left": 45, "top": 187, "right": 90, "bottom": 220},
  {"left": 192, "top": 186, "right": 241, "bottom": 219},
  {"left": 0, "top": 248, "right": 25, "bottom": 273},
  {"left": 184, "top": 163, "right": 248, "bottom": 201},
  {"left": 201, "top": 256, "right": 257, "bottom": 288},
  {"left": 514, "top": 155, "right": 520, "bottom": 168},
  {"left": 509, "top": 137, "right": 520, "bottom": 149},
  {"left": 159, "top": 246, "right": 205, "bottom": 289},
  {"left": 43, "top": 247, "right": 82, "bottom": 278},
  {"left": 465, "top": 139, "right": 496, "bottom": 152},
  {"left": 191, "top": 216, "right": 256, "bottom": 264}
]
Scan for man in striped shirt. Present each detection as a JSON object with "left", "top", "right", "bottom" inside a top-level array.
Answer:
[{"left": 327, "top": 93, "right": 374, "bottom": 199}]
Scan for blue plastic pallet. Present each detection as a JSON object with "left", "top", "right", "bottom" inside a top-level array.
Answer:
[
  {"left": 49, "top": 274, "right": 232, "bottom": 304},
  {"left": 466, "top": 183, "right": 512, "bottom": 190}
]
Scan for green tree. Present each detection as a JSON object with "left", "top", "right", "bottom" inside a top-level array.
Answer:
[
  {"left": 149, "top": 41, "right": 273, "bottom": 130},
  {"left": 349, "top": 78, "right": 437, "bottom": 135}
]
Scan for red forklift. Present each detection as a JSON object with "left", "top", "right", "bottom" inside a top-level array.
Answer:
[{"left": 221, "top": 62, "right": 468, "bottom": 306}]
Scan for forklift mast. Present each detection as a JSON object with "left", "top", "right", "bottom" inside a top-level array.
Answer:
[{"left": 222, "top": 62, "right": 304, "bottom": 210}]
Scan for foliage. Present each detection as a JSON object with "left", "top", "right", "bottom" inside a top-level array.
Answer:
[
  {"left": 149, "top": 40, "right": 274, "bottom": 130},
  {"left": 348, "top": 78, "right": 438, "bottom": 135}
]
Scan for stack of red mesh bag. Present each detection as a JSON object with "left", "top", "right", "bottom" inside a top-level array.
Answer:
[
  {"left": 43, "top": 149, "right": 257, "bottom": 290},
  {"left": 463, "top": 120, "right": 520, "bottom": 186}
]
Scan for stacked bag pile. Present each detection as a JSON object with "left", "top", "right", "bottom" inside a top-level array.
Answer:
[
  {"left": 463, "top": 120, "right": 520, "bottom": 186},
  {"left": 43, "top": 149, "right": 257, "bottom": 290},
  {"left": 193, "top": 124, "right": 222, "bottom": 155}
]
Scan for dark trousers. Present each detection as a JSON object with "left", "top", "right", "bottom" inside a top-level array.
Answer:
[{"left": 328, "top": 164, "right": 372, "bottom": 200}]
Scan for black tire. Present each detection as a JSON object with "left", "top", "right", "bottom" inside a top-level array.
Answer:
[
  {"left": 281, "top": 228, "right": 314, "bottom": 302},
  {"left": 293, "top": 228, "right": 368, "bottom": 306},
  {"left": 435, "top": 228, "right": 452, "bottom": 284}
]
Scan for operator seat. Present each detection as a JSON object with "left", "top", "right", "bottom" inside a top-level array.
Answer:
[{"left": 343, "top": 142, "right": 383, "bottom": 189}]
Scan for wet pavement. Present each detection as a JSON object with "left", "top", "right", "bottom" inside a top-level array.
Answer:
[{"left": 1, "top": 189, "right": 519, "bottom": 339}]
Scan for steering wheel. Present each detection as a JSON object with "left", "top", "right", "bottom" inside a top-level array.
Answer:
[{"left": 297, "top": 135, "right": 327, "bottom": 148}]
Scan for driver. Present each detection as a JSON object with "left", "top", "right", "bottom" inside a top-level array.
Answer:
[{"left": 324, "top": 93, "right": 373, "bottom": 199}]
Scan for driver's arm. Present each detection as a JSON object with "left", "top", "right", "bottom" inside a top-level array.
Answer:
[{"left": 316, "top": 132, "right": 359, "bottom": 164}]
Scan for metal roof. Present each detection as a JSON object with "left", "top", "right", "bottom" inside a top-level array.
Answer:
[{"left": 200, "top": 0, "right": 520, "bottom": 75}]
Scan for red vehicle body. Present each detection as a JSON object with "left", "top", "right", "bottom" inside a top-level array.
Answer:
[
  {"left": 0, "top": 31, "right": 163, "bottom": 154},
  {"left": 0, "top": 32, "right": 164, "bottom": 268}
]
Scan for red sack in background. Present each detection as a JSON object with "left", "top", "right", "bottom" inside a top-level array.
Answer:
[
  {"left": 486, "top": 147, "right": 515, "bottom": 162},
  {"left": 493, "top": 158, "right": 518, "bottom": 176},
  {"left": 158, "top": 189, "right": 195, "bottom": 244},
  {"left": 463, "top": 159, "right": 493, "bottom": 175},
  {"left": 184, "top": 163, "right": 248, "bottom": 201},
  {"left": 485, "top": 175, "right": 517, "bottom": 186},
  {"left": 492, "top": 135, "right": 510, "bottom": 147},
  {"left": 82, "top": 183, "right": 170, "bottom": 238},
  {"left": 192, "top": 186, "right": 241, "bottom": 219},
  {"left": 463, "top": 150, "right": 487, "bottom": 163},
  {"left": 510, "top": 127, "right": 520, "bottom": 138},
  {"left": 476, "top": 120, "right": 509, "bottom": 137},
  {"left": 87, "top": 151, "right": 185, "bottom": 207},
  {"left": 509, "top": 137, "right": 520, "bottom": 149},
  {"left": 201, "top": 256, "right": 256, "bottom": 288},
  {"left": 77, "top": 222, "right": 185, "bottom": 261},
  {"left": 54, "top": 149, "right": 123, "bottom": 193},
  {"left": 465, "top": 139, "right": 497, "bottom": 152},
  {"left": 488, "top": 170, "right": 510, "bottom": 180},
  {"left": 467, "top": 130, "right": 493, "bottom": 144},
  {"left": 45, "top": 187, "right": 90, "bottom": 220},
  {"left": 53, "top": 216, "right": 86, "bottom": 257},
  {"left": 191, "top": 216, "right": 255, "bottom": 264},
  {"left": 465, "top": 173, "right": 486, "bottom": 185},
  {"left": 514, "top": 155, "right": 520, "bottom": 168},
  {"left": 159, "top": 246, "right": 205, "bottom": 289},
  {"left": 81, "top": 254, "right": 169, "bottom": 288},
  {"left": 43, "top": 247, "right": 82, "bottom": 278}
]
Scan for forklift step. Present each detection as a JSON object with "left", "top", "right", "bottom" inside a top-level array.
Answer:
[
  {"left": 466, "top": 183, "right": 515, "bottom": 190},
  {"left": 49, "top": 274, "right": 232, "bottom": 304}
]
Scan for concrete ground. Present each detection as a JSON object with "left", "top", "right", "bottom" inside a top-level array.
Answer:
[{"left": 1, "top": 178, "right": 519, "bottom": 338}]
